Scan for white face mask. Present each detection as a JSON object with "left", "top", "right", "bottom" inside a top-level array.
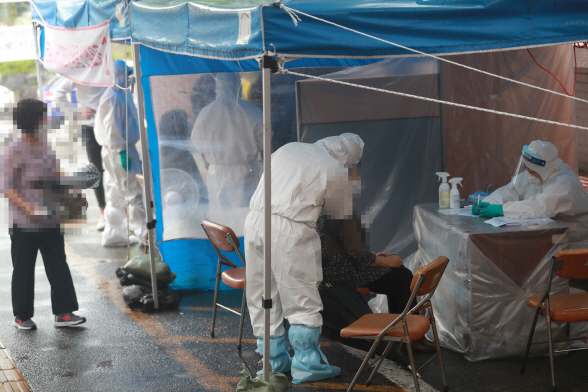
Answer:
[
  {"left": 350, "top": 180, "right": 362, "bottom": 196},
  {"left": 527, "top": 171, "right": 542, "bottom": 184}
]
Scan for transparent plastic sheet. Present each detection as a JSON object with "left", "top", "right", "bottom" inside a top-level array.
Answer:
[
  {"left": 149, "top": 68, "right": 349, "bottom": 242},
  {"left": 148, "top": 68, "right": 348, "bottom": 290},
  {"left": 442, "top": 44, "right": 576, "bottom": 198},
  {"left": 404, "top": 204, "right": 569, "bottom": 361},
  {"left": 150, "top": 72, "right": 262, "bottom": 241},
  {"left": 297, "top": 57, "right": 443, "bottom": 257}
]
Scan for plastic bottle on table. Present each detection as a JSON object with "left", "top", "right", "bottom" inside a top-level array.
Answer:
[
  {"left": 449, "top": 177, "right": 463, "bottom": 209},
  {"left": 436, "top": 172, "right": 450, "bottom": 209}
]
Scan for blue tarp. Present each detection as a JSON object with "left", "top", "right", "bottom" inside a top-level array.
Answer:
[{"left": 130, "top": 0, "right": 588, "bottom": 60}]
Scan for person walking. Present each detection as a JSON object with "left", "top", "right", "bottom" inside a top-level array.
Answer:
[{"left": 3, "top": 98, "right": 86, "bottom": 330}]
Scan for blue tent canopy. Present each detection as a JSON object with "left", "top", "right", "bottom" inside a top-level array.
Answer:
[{"left": 130, "top": 0, "right": 588, "bottom": 60}]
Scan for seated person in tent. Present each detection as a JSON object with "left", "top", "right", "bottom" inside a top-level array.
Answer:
[
  {"left": 316, "top": 166, "right": 436, "bottom": 353},
  {"left": 473, "top": 140, "right": 588, "bottom": 250}
]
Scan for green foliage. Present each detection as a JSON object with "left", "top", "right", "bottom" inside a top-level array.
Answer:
[
  {"left": 111, "top": 43, "right": 133, "bottom": 61},
  {"left": 0, "top": 60, "right": 37, "bottom": 78}
]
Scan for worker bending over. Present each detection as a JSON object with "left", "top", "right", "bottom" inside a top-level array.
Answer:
[
  {"left": 474, "top": 140, "right": 588, "bottom": 248},
  {"left": 245, "top": 133, "right": 363, "bottom": 384}
]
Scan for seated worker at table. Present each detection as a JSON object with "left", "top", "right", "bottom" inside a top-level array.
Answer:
[{"left": 473, "top": 140, "right": 588, "bottom": 249}]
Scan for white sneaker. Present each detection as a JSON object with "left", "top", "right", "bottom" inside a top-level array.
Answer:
[{"left": 96, "top": 215, "right": 106, "bottom": 232}]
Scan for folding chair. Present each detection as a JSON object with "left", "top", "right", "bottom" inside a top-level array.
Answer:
[
  {"left": 340, "top": 256, "right": 450, "bottom": 392},
  {"left": 521, "top": 250, "right": 588, "bottom": 392},
  {"left": 201, "top": 219, "right": 247, "bottom": 363}
]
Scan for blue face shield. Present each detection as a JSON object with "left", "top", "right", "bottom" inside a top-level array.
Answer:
[{"left": 512, "top": 145, "right": 546, "bottom": 185}]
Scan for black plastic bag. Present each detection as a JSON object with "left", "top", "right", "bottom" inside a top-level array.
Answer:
[{"left": 122, "top": 284, "right": 182, "bottom": 313}]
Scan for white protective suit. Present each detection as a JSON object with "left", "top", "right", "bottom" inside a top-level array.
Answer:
[
  {"left": 190, "top": 73, "right": 263, "bottom": 215},
  {"left": 53, "top": 78, "right": 106, "bottom": 126},
  {"left": 94, "top": 60, "right": 146, "bottom": 246},
  {"left": 245, "top": 133, "right": 364, "bottom": 338},
  {"left": 484, "top": 140, "right": 588, "bottom": 248}
]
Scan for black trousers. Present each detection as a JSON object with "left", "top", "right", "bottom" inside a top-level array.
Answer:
[
  {"left": 82, "top": 125, "right": 106, "bottom": 208},
  {"left": 10, "top": 227, "right": 79, "bottom": 319},
  {"left": 367, "top": 266, "right": 415, "bottom": 314}
]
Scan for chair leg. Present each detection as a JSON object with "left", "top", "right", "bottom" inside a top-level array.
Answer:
[
  {"left": 365, "top": 341, "right": 394, "bottom": 386},
  {"left": 403, "top": 321, "right": 421, "bottom": 392},
  {"left": 210, "top": 259, "right": 222, "bottom": 338},
  {"left": 546, "top": 316, "right": 557, "bottom": 392},
  {"left": 237, "top": 288, "right": 247, "bottom": 355},
  {"left": 521, "top": 307, "right": 541, "bottom": 374},
  {"left": 429, "top": 307, "right": 448, "bottom": 392},
  {"left": 347, "top": 338, "right": 381, "bottom": 392}
]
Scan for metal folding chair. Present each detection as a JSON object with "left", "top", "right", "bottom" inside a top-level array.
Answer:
[
  {"left": 521, "top": 250, "right": 588, "bottom": 392},
  {"left": 340, "top": 256, "right": 450, "bottom": 392},
  {"left": 201, "top": 219, "right": 247, "bottom": 364}
]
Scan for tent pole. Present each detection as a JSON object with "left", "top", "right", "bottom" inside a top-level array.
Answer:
[
  {"left": 131, "top": 43, "right": 159, "bottom": 310},
  {"left": 261, "top": 55, "right": 272, "bottom": 381},
  {"left": 32, "top": 22, "right": 43, "bottom": 100}
]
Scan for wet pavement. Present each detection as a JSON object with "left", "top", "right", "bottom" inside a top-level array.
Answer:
[{"left": 0, "top": 198, "right": 587, "bottom": 391}]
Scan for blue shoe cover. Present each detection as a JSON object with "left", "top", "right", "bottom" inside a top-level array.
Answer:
[
  {"left": 255, "top": 335, "right": 292, "bottom": 375},
  {"left": 289, "top": 324, "right": 341, "bottom": 384}
]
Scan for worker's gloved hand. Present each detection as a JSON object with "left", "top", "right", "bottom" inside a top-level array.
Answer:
[
  {"left": 479, "top": 204, "right": 504, "bottom": 218},
  {"left": 472, "top": 202, "right": 490, "bottom": 215},
  {"left": 119, "top": 150, "right": 131, "bottom": 172}
]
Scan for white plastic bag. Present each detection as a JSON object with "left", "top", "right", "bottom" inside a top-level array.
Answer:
[{"left": 368, "top": 294, "right": 388, "bottom": 313}]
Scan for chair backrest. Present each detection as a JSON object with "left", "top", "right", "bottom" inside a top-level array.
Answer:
[
  {"left": 410, "top": 256, "right": 450, "bottom": 296},
  {"left": 202, "top": 219, "right": 240, "bottom": 252},
  {"left": 554, "top": 249, "right": 588, "bottom": 280}
]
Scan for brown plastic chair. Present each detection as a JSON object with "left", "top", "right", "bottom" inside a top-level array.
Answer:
[
  {"left": 340, "top": 256, "right": 450, "bottom": 392},
  {"left": 201, "top": 220, "right": 247, "bottom": 363},
  {"left": 521, "top": 250, "right": 588, "bottom": 391},
  {"left": 357, "top": 287, "right": 371, "bottom": 296}
]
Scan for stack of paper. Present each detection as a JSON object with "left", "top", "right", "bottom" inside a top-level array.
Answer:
[
  {"left": 484, "top": 217, "right": 520, "bottom": 227},
  {"left": 484, "top": 217, "right": 554, "bottom": 227}
]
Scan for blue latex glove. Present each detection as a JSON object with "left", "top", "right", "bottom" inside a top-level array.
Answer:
[
  {"left": 472, "top": 202, "right": 490, "bottom": 215},
  {"left": 119, "top": 150, "right": 130, "bottom": 171},
  {"left": 479, "top": 204, "right": 504, "bottom": 218}
]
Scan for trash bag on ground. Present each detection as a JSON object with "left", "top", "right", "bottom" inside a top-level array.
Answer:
[
  {"left": 123, "top": 255, "right": 177, "bottom": 285},
  {"left": 116, "top": 267, "right": 153, "bottom": 287},
  {"left": 236, "top": 363, "right": 289, "bottom": 392},
  {"left": 122, "top": 284, "right": 182, "bottom": 313}
]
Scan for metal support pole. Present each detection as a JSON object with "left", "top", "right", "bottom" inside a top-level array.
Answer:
[
  {"left": 261, "top": 55, "right": 273, "bottom": 381},
  {"left": 131, "top": 43, "right": 159, "bottom": 309},
  {"left": 32, "top": 22, "right": 43, "bottom": 100}
]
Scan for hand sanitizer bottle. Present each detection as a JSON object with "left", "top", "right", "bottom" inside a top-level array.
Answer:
[
  {"left": 449, "top": 177, "right": 463, "bottom": 209},
  {"left": 436, "top": 172, "right": 450, "bottom": 209}
]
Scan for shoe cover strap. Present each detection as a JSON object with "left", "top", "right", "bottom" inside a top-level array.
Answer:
[{"left": 316, "top": 344, "right": 330, "bottom": 365}]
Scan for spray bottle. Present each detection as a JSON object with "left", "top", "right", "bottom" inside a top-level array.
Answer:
[
  {"left": 436, "top": 172, "right": 450, "bottom": 209},
  {"left": 449, "top": 177, "right": 463, "bottom": 209}
]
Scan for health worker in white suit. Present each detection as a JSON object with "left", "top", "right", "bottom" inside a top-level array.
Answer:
[
  {"left": 94, "top": 60, "right": 146, "bottom": 247},
  {"left": 190, "top": 73, "right": 262, "bottom": 215},
  {"left": 245, "top": 133, "right": 364, "bottom": 384},
  {"left": 473, "top": 140, "right": 588, "bottom": 249}
]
